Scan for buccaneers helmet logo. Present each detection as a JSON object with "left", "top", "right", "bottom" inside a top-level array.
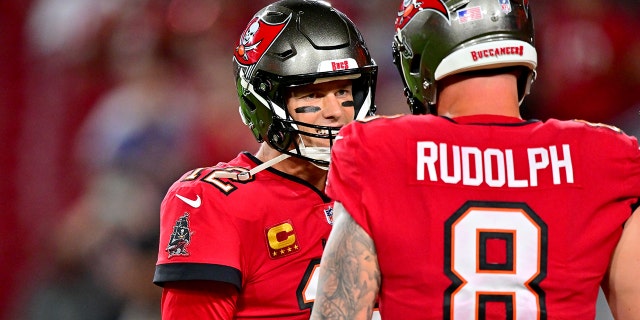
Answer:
[
  {"left": 234, "top": 15, "right": 290, "bottom": 66},
  {"left": 395, "top": 0, "right": 449, "bottom": 30}
]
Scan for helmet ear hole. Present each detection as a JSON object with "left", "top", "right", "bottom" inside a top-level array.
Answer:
[
  {"left": 242, "top": 96, "right": 258, "bottom": 111},
  {"left": 410, "top": 54, "right": 422, "bottom": 74}
]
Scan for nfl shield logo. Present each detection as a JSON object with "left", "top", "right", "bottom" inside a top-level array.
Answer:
[
  {"left": 498, "top": 0, "right": 512, "bottom": 14},
  {"left": 324, "top": 207, "right": 334, "bottom": 225}
]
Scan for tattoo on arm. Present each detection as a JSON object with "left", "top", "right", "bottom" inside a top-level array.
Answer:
[{"left": 311, "top": 204, "right": 380, "bottom": 319}]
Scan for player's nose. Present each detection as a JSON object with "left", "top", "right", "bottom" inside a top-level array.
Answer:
[{"left": 321, "top": 95, "right": 346, "bottom": 119}]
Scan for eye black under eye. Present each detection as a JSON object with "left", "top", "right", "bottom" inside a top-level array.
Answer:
[
  {"left": 341, "top": 101, "right": 355, "bottom": 107},
  {"left": 294, "top": 106, "right": 321, "bottom": 113}
]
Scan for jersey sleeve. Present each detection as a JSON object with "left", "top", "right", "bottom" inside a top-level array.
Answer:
[
  {"left": 326, "top": 122, "right": 373, "bottom": 235},
  {"left": 154, "top": 178, "right": 242, "bottom": 290},
  {"left": 614, "top": 131, "right": 640, "bottom": 207},
  {"left": 161, "top": 280, "right": 238, "bottom": 319},
  {"left": 579, "top": 122, "right": 640, "bottom": 209}
]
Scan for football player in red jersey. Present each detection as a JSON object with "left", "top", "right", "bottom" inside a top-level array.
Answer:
[
  {"left": 312, "top": 0, "right": 640, "bottom": 319},
  {"left": 153, "top": 0, "right": 379, "bottom": 319}
]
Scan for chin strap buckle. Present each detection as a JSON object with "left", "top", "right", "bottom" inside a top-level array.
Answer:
[{"left": 212, "top": 153, "right": 291, "bottom": 181}]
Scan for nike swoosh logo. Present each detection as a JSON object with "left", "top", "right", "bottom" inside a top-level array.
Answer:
[{"left": 176, "top": 194, "right": 201, "bottom": 208}]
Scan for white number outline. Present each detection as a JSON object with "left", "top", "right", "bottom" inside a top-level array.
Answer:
[{"left": 444, "top": 201, "right": 548, "bottom": 320}]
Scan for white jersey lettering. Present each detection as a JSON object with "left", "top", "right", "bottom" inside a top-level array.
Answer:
[{"left": 417, "top": 142, "right": 574, "bottom": 187}]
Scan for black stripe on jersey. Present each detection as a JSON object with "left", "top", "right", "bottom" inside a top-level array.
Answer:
[
  {"left": 442, "top": 116, "right": 540, "bottom": 127},
  {"left": 153, "top": 263, "right": 242, "bottom": 291}
]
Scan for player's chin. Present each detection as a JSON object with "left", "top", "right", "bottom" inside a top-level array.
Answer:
[{"left": 301, "top": 137, "right": 331, "bottom": 148}]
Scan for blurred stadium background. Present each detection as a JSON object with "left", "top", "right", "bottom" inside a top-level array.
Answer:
[{"left": 1, "top": 0, "right": 638, "bottom": 319}]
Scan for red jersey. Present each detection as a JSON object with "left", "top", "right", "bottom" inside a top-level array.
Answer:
[
  {"left": 326, "top": 114, "right": 640, "bottom": 319},
  {"left": 154, "top": 152, "right": 334, "bottom": 319}
]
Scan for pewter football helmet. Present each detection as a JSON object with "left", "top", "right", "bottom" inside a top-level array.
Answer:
[
  {"left": 392, "top": 0, "right": 537, "bottom": 114},
  {"left": 233, "top": 0, "right": 377, "bottom": 167}
]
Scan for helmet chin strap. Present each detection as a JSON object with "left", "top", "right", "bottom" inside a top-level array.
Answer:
[
  {"left": 212, "top": 153, "right": 291, "bottom": 181},
  {"left": 212, "top": 135, "right": 332, "bottom": 181}
]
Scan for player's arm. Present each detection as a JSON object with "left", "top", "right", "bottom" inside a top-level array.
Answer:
[
  {"left": 160, "top": 280, "right": 238, "bottom": 319},
  {"left": 311, "top": 202, "right": 380, "bottom": 320},
  {"left": 603, "top": 205, "right": 640, "bottom": 319}
]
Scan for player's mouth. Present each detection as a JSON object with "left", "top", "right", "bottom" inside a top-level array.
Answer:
[{"left": 316, "top": 128, "right": 335, "bottom": 137}]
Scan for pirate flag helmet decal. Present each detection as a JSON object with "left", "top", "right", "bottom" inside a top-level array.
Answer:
[
  {"left": 234, "top": 15, "right": 290, "bottom": 67},
  {"left": 395, "top": 0, "right": 450, "bottom": 30},
  {"left": 232, "top": 0, "right": 377, "bottom": 169}
]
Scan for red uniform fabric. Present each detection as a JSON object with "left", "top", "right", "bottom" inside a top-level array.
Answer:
[
  {"left": 155, "top": 152, "right": 334, "bottom": 319},
  {"left": 326, "top": 114, "right": 640, "bottom": 319}
]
